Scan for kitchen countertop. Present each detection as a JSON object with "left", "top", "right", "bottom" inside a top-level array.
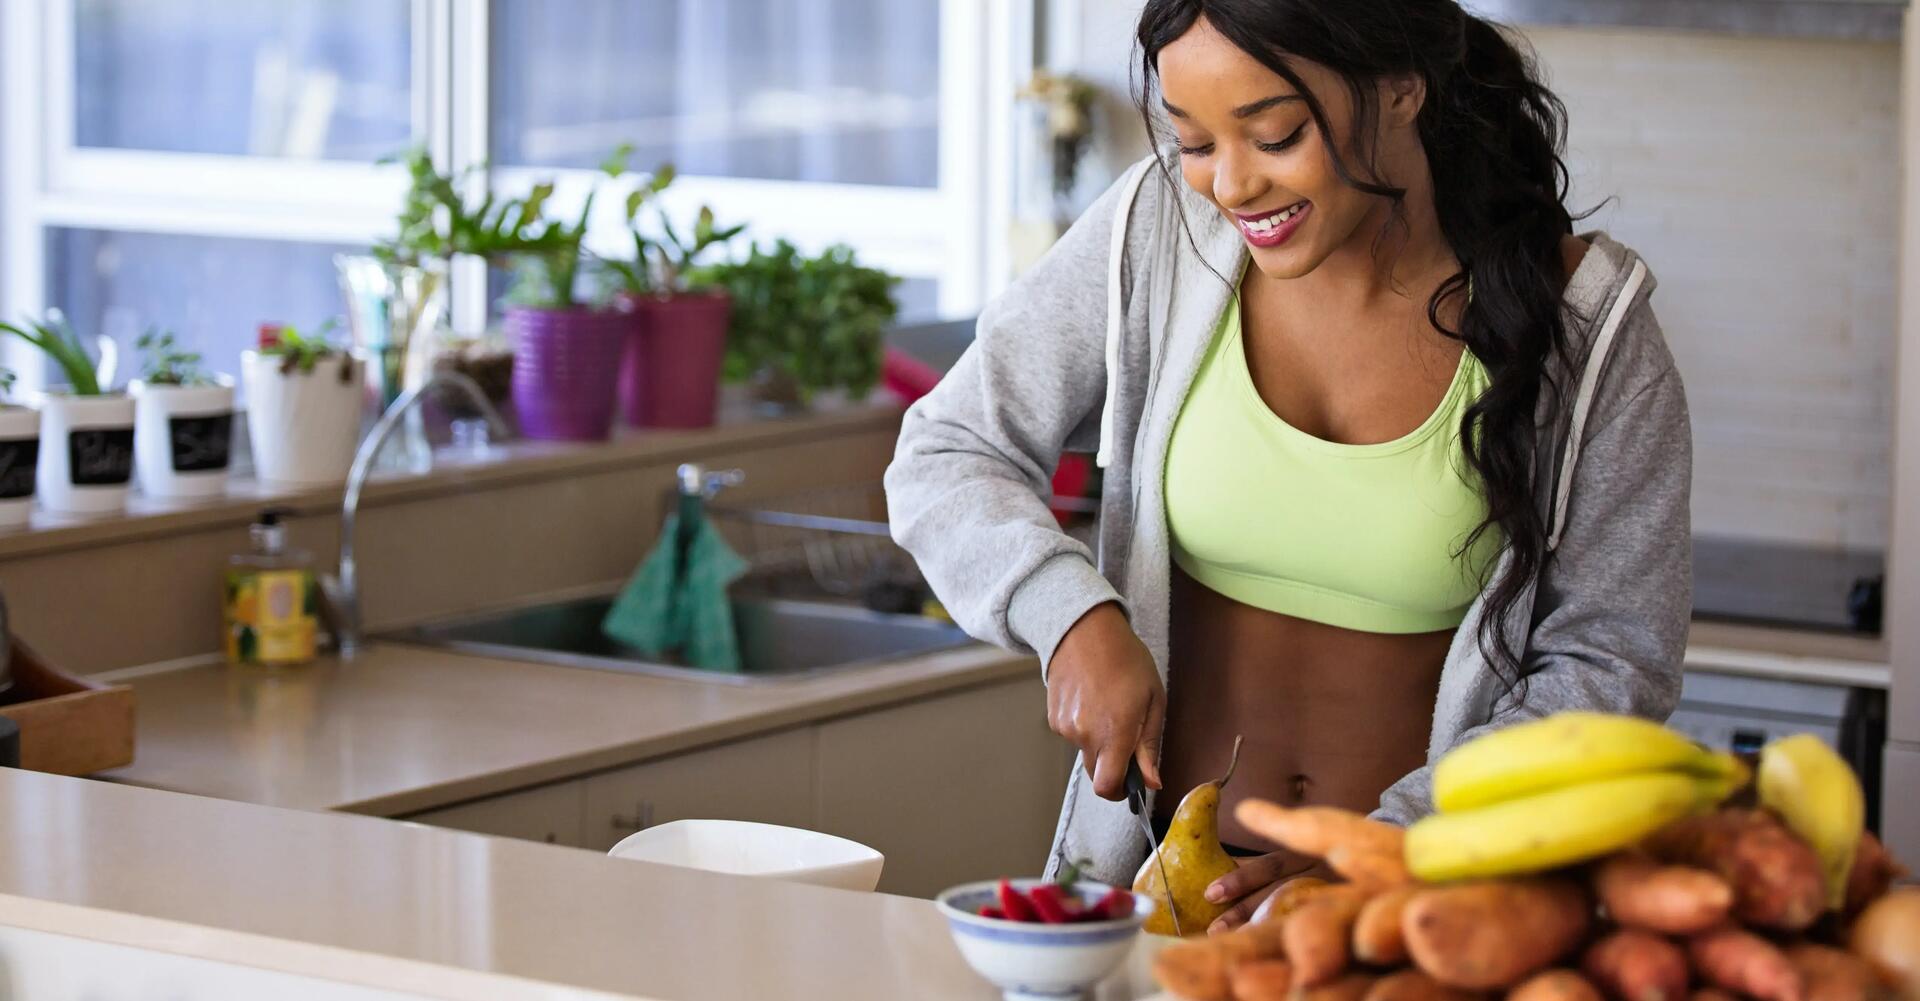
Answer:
[
  {"left": 0, "top": 768, "right": 1165, "bottom": 1000},
  {"left": 94, "top": 615, "right": 1888, "bottom": 821},
  {"left": 98, "top": 639, "right": 1032, "bottom": 817}
]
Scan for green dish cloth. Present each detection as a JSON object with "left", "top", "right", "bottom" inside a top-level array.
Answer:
[{"left": 602, "top": 509, "right": 749, "bottom": 672}]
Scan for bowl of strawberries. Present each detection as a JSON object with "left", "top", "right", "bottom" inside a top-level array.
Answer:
[{"left": 935, "top": 874, "right": 1153, "bottom": 1001}]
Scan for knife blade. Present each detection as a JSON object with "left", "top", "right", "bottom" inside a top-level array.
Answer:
[{"left": 1126, "top": 759, "right": 1183, "bottom": 936}]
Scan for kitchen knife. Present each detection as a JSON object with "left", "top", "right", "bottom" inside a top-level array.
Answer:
[{"left": 1126, "top": 759, "right": 1183, "bottom": 936}]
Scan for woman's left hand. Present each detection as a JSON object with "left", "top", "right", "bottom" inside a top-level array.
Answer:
[{"left": 1203, "top": 855, "right": 1319, "bottom": 935}]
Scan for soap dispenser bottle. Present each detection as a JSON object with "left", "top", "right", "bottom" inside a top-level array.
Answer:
[{"left": 224, "top": 508, "right": 319, "bottom": 666}]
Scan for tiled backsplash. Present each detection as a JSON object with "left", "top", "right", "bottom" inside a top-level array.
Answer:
[
  {"left": 1072, "top": 10, "right": 1899, "bottom": 550},
  {"left": 1534, "top": 27, "right": 1898, "bottom": 551}
]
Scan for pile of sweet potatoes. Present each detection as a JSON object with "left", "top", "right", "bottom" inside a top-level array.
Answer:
[{"left": 1151, "top": 805, "right": 1916, "bottom": 1001}]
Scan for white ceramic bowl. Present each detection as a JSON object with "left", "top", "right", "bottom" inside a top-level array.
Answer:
[
  {"left": 607, "top": 819, "right": 885, "bottom": 892},
  {"left": 936, "top": 879, "right": 1153, "bottom": 1001}
]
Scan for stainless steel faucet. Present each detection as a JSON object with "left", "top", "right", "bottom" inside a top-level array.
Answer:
[{"left": 328, "top": 372, "right": 511, "bottom": 660}]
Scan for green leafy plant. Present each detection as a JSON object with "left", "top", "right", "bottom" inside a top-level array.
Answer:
[
  {"left": 694, "top": 241, "right": 898, "bottom": 402},
  {"left": 0, "top": 367, "right": 15, "bottom": 402},
  {"left": 376, "top": 147, "right": 579, "bottom": 267},
  {"left": 0, "top": 315, "right": 108, "bottom": 395},
  {"left": 260, "top": 320, "right": 355, "bottom": 381},
  {"left": 598, "top": 150, "right": 744, "bottom": 297},
  {"left": 136, "top": 328, "right": 213, "bottom": 386}
]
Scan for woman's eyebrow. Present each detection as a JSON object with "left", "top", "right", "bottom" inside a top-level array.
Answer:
[{"left": 1161, "top": 94, "right": 1303, "bottom": 120}]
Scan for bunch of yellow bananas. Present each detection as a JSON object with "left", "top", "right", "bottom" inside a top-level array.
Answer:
[{"left": 1406, "top": 712, "right": 1748, "bottom": 882}]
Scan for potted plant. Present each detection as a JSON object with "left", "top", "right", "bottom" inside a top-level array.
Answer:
[
  {"left": 0, "top": 368, "right": 37, "bottom": 528},
  {"left": 602, "top": 156, "right": 745, "bottom": 429},
  {"left": 502, "top": 151, "right": 631, "bottom": 442},
  {"left": 695, "top": 241, "right": 899, "bottom": 414},
  {"left": 241, "top": 321, "right": 364, "bottom": 487},
  {"left": 130, "top": 328, "right": 235, "bottom": 501},
  {"left": 0, "top": 316, "right": 135, "bottom": 516}
]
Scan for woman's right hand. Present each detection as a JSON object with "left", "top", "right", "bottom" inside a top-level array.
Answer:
[{"left": 1046, "top": 602, "right": 1167, "bottom": 801}]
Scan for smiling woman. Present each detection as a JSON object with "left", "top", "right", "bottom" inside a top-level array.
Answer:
[{"left": 886, "top": 0, "right": 1694, "bottom": 932}]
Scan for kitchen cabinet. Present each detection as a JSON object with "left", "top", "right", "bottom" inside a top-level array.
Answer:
[
  {"left": 407, "top": 780, "right": 587, "bottom": 848},
  {"left": 403, "top": 677, "right": 1068, "bottom": 898},
  {"left": 582, "top": 727, "right": 817, "bottom": 853},
  {"left": 815, "top": 677, "right": 1063, "bottom": 898}
]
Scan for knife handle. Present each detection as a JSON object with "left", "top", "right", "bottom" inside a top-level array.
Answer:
[{"left": 1124, "top": 759, "right": 1149, "bottom": 815}]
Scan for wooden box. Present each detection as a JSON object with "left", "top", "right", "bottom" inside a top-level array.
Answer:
[{"left": 0, "top": 639, "right": 134, "bottom": 775}]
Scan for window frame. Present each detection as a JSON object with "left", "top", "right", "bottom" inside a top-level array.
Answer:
[{"left": 3, "top": 0, "right": 1024, "bottom": 388}]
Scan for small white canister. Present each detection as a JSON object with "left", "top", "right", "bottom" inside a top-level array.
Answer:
[
  {"left": 241, "top": 351, "right": 362, "bottom": 488},
  {"left": 131, "top": 377, "right": 236, "bottom": 501},
  {"left": 0, "top": 404, "right": 40, "bottom": 528},
  {"left": 36, "top": 392, "right": 137, "bottom": 516}
]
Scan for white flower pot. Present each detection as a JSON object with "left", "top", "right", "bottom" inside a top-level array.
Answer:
[
  {"left": 131, "top": 378, "right": 236, "bottom": 500},
  {"left": 36, "top": 393, "right": 137, "bottom": 516},
  {"left": 242, "top": 351, "right": 362, "bottom": 488},
  {"left": 0, "top": 405, "right": 40, "bottom": 529}
]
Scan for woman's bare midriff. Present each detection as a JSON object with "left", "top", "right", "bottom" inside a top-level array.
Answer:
[{"left": 1154, "top": 566, "right": 1452, "bottom": 857}]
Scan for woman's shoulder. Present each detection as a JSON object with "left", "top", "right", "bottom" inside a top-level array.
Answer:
[{"left": 1554, "top": 233, "right": 1682, "bottom": 416}]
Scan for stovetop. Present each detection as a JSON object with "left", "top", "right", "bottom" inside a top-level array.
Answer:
[{"left": 1691, "top": 535, "right": 1884, "bottom": 635}]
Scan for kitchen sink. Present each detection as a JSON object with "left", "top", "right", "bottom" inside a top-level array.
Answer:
[{"left": 387, "top": 594, "right": 974, "bottom": 684}]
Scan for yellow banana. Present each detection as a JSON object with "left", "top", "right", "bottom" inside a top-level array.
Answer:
[
  {"left": 1407, "top": 770, "right": 1720, "bottom": 882},
  {"left": 1758, "top": 734, "right": 1863, "bottom": 910},
  {"left": 1433, "top": 712, "right": 1731, "bottom": 812}
]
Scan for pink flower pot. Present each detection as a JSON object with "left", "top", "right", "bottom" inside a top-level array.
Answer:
[
  {"left": 508, "top": 305, "right": 628, "bottom": 441},
  {"left": 615, "top": 291, "right": 731, "bottom": 429}
]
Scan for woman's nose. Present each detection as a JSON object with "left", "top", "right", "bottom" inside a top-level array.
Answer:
[{"left": 1212, "top": 150, "right": 1265, "bottom": 211}]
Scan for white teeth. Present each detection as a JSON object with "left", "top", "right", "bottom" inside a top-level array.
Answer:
[{"left": 1244, "top": 202, "right": 1305, "bottom": 234}]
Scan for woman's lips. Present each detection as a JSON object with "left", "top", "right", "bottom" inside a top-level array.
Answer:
[{"left": 1236, "top": 201, "right": 1310, "bottom": 248}]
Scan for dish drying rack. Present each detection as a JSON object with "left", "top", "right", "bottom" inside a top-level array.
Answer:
[{"left": 706, "top": 482, "right": 1098, "bottom": 605}]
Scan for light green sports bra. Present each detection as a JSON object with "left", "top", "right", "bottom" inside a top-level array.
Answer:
[{"left": 1165, "top": 295, "right": 1501, "bottom": 635}]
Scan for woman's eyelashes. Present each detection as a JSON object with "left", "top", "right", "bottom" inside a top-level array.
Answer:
[
  {"left": 1175, "top": 123, "right": 1309, "bottom": 158},
  {"left": 1255, "top": 123, "right": 1310, "bottom": 153}
]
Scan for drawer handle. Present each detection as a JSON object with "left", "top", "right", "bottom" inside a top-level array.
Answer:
[{"left": 610, "top": 800, "right": 654, "bottom": 832}]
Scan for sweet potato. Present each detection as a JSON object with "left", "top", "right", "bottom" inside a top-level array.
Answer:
[
  {"left": 1229, "top": 960, "right": 1294, "bottom": 1001},
  {"left": 1250, "top": 876, "right": 1333, "bottom": 925},
  {"left": 1217, "top": 919, "right": 1287, "bottom": 966},
  {"left": 1286, "top": 885, "right": 1374, "bottom": 989},
  {"left": 1297, "top": 973, "right": 1384, "bottom": 1001},
  {"left": 1510, "top": 970, "right": 1605, "bottom": 1001},
  {"left": 1688, "top": 926, "right": 1805, "bottom": 1001},
  {"left": 1236, "top": 802, "right": 1414, "bottom": 890},
  {"left": 1354, "top": 886, "right": 1420, "bottom": 966},
  {"left": 1581, "top": 928, "right": 1689, "bottom": 1001},
  {"left": 1594, "top": 853, "right": 1734, "bottom": 935},
  {"left": 1644, "top": 809, "right": 1825, "bottom": 932},
  {"left": 1364, "top": 969, "right": 1483, "bottom": 1001},
  {"left": 1786, "top": 943, "right": 1886, "bottom": 1001},
  {"left": 1402, "top": 878, "right": 1592, "bottom": 990},
  {"left": 1154, "top": 938, "right": 1233, "bottom": 1001},
  {"left": 1845, "top": 832, "right": 1908, "bottom": 918},
  {"left": 1691, "top": 991, "right": 1739, "bottom": 1001},
  {"left": 1850, "top": 888, "right": 1920, "bottom": 1001}
]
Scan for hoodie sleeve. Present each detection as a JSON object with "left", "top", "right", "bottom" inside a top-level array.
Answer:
[
  {"left": 1374, "top": 300, "right": 1693, "bottom": 825},
  {"left": 884, "top": 166, "right": 1156, "bottom": 674}
]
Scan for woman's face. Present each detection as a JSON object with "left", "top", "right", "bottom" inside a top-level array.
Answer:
[{"left": 1157, "top": 16, "right": 1423, "bottom": 279}]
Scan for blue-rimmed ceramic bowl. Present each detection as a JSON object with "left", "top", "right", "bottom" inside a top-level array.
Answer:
[{"left": 935, "top": 879, "right": 1153, "bottom": 1001}]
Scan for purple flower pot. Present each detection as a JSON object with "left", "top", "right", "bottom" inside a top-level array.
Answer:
[
  {"left": 508, "top": 305, "right": 629, "bottom": 441},
  {"left": 615, "top": 291, "right": 731, "bottom": 429}
]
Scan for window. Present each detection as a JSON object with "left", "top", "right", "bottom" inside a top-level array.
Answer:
[
  {"left": 4, "top": 0, "right": 1021, "bottom": 391},
  {"left": 74, "top": 0, "right": 414, "bottom": 160}
]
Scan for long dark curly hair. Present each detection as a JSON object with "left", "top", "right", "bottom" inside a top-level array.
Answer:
[{"left": 1136, "top": 0, "right": 1581, "bottom": 691}]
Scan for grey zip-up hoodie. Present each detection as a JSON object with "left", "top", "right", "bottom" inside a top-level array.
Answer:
[{"left": 885, "top": 154, "right": 1692, "bottom": 886}]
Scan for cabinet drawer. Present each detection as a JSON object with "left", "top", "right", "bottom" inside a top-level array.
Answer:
[
  {"left": 408, "top": 780, "right": 586, "bottom": 847},
  {"left": 815, "top": 677, "right": 1060, "bottom": 897},
  {"left": 583, "top": 727, "right": 817, "bottom": 852}
]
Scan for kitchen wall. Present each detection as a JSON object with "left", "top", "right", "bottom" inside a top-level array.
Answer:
[{"left": 1056, "top": 4, "right": 1900, "bottom": 552}]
